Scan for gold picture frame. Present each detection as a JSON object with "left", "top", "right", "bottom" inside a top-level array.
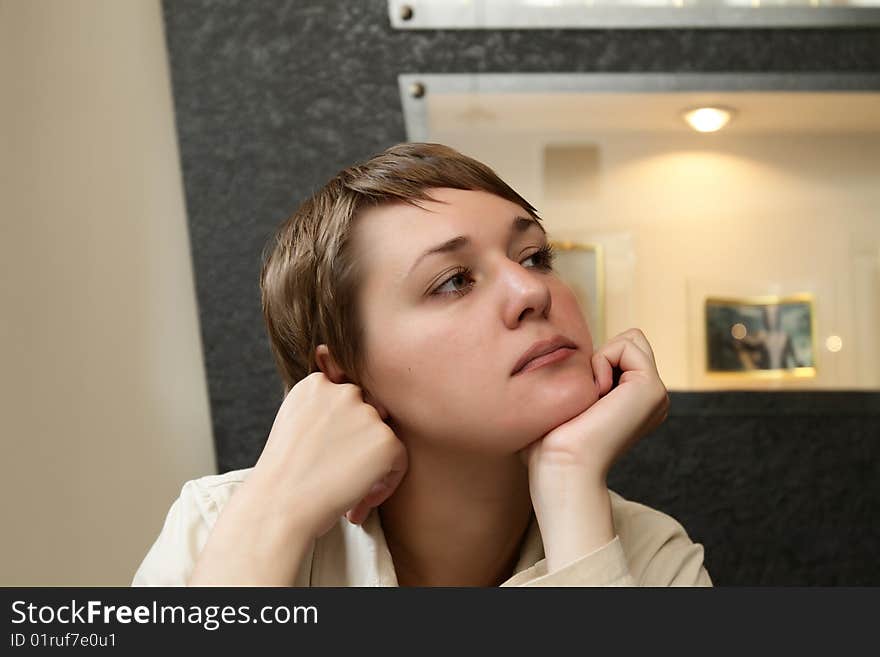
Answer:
[
  {"left": 703, "top": 292, "right": 818, "bottom": 381},
  {"left": 549, "top": 240, "right": 606, "bottom": 348}
]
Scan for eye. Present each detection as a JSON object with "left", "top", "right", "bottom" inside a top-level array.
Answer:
[
  {"left": 429, "top": 244, "right": 556, "bottom": 300},
  {"left": 521, "top": 243, "right": 556, "bottom": 271},
  {"left": 431, "top": 267, "right": 474, "bottom": 298}
]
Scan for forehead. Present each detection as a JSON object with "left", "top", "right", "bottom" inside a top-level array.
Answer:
[{"left": 354, "top": 187, "right": 531, "bottom": 257}]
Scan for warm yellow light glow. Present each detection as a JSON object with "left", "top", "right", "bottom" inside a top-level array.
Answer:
[
  {"left": 825, "top": 335, "right": 843, "bottom": 352},
  {"left": 682, "top": 106, "right": 734, "bottom": 133},
  {"left": 730, "top": 323, "right": 748, "bottom": 340}
]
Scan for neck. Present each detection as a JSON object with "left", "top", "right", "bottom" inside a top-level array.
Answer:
[{"left": 378, "top": 442, "right": 533, "bottom": 587}]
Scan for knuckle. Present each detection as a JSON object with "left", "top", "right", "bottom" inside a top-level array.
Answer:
[
  {"left": 291, "top": 372, "right": 323, "bottom": 399},
  {"left": 357, "top": 402, "right": 381, "bottom": 429},
  {"left": 339, "top": 382, "right": 362, "bottom": 398},
  {"left": 304, "top": 371, "right": 325, "bottom": 385},
  {"left": 294, "top": 372, "right": 324, "bottom": 398},
  {"left": 327, "top": 382, "right": 361, "bottom": 405},
  {"left": 377, "top": 426, "right": 400, "bottom": 451},
  {"left": 376, "top": 422, "right": 395, "bottom": 442},
  {"left": 363, "top": 402, "right": 385, "bottom": 423}
]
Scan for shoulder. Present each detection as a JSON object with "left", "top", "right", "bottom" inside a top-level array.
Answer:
[
  {"left": 608, "top": 488, "right": 713, "bottom": 586},
  {"left": 131, "top": 467, "right": 254, "bottom": 586},
  {"left": 169, "top": 467, "right": 255, "bottom": 530},
  {"left": 184, "top": 467, "right": 254, "bottom": 515},
  {"left": 608, "top": 488, "right": 687, "bottom": 540}
]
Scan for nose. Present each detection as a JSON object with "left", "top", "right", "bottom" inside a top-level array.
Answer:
[{"left": 498, "top": 258, "right": 552, "bottom": 328}]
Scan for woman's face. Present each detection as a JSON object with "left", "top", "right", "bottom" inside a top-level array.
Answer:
[{"left": 354, "top": 187, "right": 600, "bottom": 455}]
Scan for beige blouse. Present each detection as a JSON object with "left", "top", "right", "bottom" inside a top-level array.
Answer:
[{"left": 132, "top": 467, "right": 713, "bottom": 587}]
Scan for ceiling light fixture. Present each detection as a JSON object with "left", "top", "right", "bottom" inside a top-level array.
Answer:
[{"left": 682, "top": 106, "right": 735, "bottom": 133}]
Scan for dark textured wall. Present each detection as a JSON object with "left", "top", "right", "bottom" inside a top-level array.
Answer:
[
  {"left": 160, "top": 0, "right": 880, "bottom": 585},
  {"left": 610, "top": 392, "right": 879, "bottom": 585}
]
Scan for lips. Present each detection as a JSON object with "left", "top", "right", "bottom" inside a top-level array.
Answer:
[{"left": 511, "top": 334, "right": 578, "bottom": 376}]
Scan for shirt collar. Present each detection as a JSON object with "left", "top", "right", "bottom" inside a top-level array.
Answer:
[{"left": 312, "top": 507, "right": 546, "bottom": 587}]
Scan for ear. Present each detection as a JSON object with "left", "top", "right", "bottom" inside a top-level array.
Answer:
[{"left": 315, "top": 344, "right": 349, "bottom": 384}]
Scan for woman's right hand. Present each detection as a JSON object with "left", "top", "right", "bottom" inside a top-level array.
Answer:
[{"left": 188, "top": 371, "right": 408, "bottom": 586}]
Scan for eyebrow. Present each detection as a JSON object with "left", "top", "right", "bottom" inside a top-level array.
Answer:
[{"left": 407, "top": 216, "right": 546, "bottom": 276}]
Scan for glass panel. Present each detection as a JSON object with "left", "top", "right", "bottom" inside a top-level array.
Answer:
[{"left": 402, "top": 74, "right": 880, "bottom": 390}]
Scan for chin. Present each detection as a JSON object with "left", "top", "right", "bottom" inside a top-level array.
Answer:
[
  {"left": 544, "top": 387, "right": 597, "bottom": 428},
  {"left": 530, "top": 364, "right": 596, "bottom": 403},
  {"left": 508, "top": 372, "right": 599, "bottom": 448}
]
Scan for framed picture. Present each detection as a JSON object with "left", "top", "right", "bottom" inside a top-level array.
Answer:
[
  {"left": 549, "top": 240, "right": 605, "bottom": 348},
  {"left": 704, "top": 293, "right": 817, "bottom": 380}
]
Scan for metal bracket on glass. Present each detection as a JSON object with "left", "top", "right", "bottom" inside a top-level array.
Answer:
[{"left": 388, "top": 0, "right": 880, "bottom": 30}]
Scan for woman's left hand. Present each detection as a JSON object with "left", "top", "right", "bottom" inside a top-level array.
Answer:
[{"left": 518, "top": 328, "right": 670, "bottom": 570}]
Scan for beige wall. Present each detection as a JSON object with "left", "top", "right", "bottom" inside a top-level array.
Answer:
[
  {"left": 431, "top": 128, "right": 880, "bottom": 390},
  {"left": 0, "top": 0, "right": 216, "bottom": 584}
]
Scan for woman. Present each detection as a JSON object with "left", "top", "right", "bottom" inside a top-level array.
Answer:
[{"left": 132, "top": 142, "right": 711, "bottom": 587}]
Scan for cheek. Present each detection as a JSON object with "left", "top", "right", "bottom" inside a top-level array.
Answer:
[
  {"left": 363, "top": 319, "right": 483, "bottom": 406},
  {"left": 362, "top": 317, "right": 516, "bottom": 447},
  {"left": 554, "top": 282, "right": 595, "bottom": 350}
]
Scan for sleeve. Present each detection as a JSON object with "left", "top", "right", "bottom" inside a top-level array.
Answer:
[
  {"left": 502, "top": 512, "right": 713, "bottom": 587},
  {"left": 501, "top": 535, "right": 635, "bottom": 587},
  {"left": 634, "top": 520, "right": 713, "bottom": 587},
  {"left": 131, "top": 479, "right": 218, "bottom": 586}
]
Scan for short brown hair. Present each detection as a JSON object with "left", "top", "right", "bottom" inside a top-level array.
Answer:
[{"left": 259, "top": 142, "right": 541, "bottom": 399}]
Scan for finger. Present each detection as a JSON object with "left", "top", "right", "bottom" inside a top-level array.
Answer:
[
  {"left": 345, "top": 474, "right": 399, "bottom": 525},
  {"left": 372, "top": 461, "right": 408, "bottom": 506},
  {"left": 346, "top": 483, "right": 385, "bottom": 525},
  {"left": 620, "top": 329, "right": 657, "bottom": 365},
  {"left": 594, "top": 329, "right": 654, "bottom": 372},
  {"left": 347, "top": 444, "right": 409, "bottom": 525},
  {"left": 592, "top": 350, "right": 614, "bottom": 397},
  {"left": 363, "top": 389, "right": 390, "bottom": 422},
  {"left": 345, "top": 504, "right": 367, "bottom": 525},
  {"left": 604, "top": 329, "right": 655, "bottom": 366},
  {"left": 593, "top": 337, "right": 656, "bottom": 383}
]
